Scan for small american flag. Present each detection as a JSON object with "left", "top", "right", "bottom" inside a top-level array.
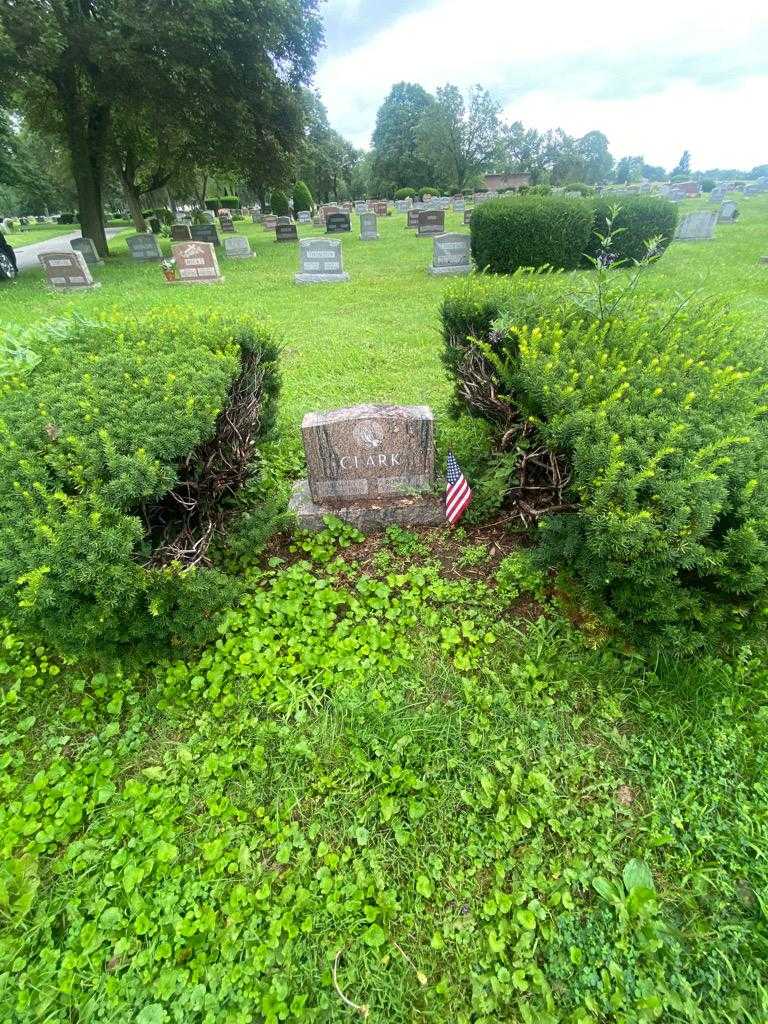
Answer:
[{"left": 445, "top": 452, "right": 472, "bottom": 526}]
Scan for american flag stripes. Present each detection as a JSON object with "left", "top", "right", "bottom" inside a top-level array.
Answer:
[{"left": 445, "top": 452, "right": 472, "bottom": 526}]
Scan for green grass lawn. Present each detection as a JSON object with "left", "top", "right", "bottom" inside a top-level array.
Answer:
[
  {"left": 2, "top": 223, "right": 78, "bottom": 248},
  {"left": 1, "top": 201, "right": 768, "bottom": 1023}
]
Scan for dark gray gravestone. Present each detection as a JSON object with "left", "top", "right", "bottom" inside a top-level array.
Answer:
[
  {"left": 288, "top": 404, "right": 443, "bottom": 531},
  {"left": 190, "top": 223, "right": 221, "bottom": 247},
  {"left": 71, "top": 236, "right": 103, "bottom": 265},
  {"left": 276, "top": 223, "right": 299, "bottom": 243},
  {"left": 218, "top": 212, "right": 235, "bottom": 233},
  {"left": 171, "top": 224, "right": 192, "bottom": 241},
  {"left": 325, "top": 212, "right": 351, "bottom": 233},
  {"left": 417, "top": 210, "right": 445, "bottom": 237},
  {"left": 126, "top": 232, "right": 163, "bottom": 261},
  {"left": 294, "top": 237, "right": 349, "bottom": 284},
  {"left": 407, "top": 209, "right": 421, "bottom": 229}
]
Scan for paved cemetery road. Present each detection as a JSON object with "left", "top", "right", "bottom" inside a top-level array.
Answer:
[{"left": 14, "top": 228, "right": 126, "bottom": 272}]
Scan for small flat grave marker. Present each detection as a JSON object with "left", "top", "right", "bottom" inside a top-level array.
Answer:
[
  {"left": 276, "top": 222, "right": 299, "bottom": 243},
  {"left": 39, "top": 251, "right": 99, "bottom": 291},
  {"left": 288, "top": 404, "right": 443, "bottom": 531},
  {"left": 190, "top": 223, "right": 221, "bottom": 247},
  {"left": 224, "top": 235, "right": 253, "bottom": 259},
  {"left": 429, "top": 232, "right": 471, "bottom": 276},
  {"left": 325, "top": 212, "right": 351, "bottom": 233},
  {"left": 417, "top": 210, "right": 445, "bottom": 237},
  {"left": 294, "top": 237, "right": 349, "bottom": 284},
  {"left": 359, "top": 211, "right": 379, "bottom": 240},
  {"left": 70, "top": 236, "right": 102, "bottom": 265},
  {"left": 170, "top": 240, "right": 223, "bottom": 283},
  {"left": 674, "top": 211, "right": 718, "bottom": 241},
  {"left": 718, "top": 201, "right": 739, "bottom": 223},
  {"left": 126, "top": 232, "right": 163, "bottom": 261}
]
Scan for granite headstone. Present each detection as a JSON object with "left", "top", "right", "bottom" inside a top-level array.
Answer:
[
  {"left": 326, "top": 212, "right": 351, "bottom": 233},
  {"left": 417, "top": 210, "right": 445, "bottom": 237},
  {"left": 39, "top": 251, "right": 99, "bottom": 291},
  {"left": 359, "top": 212, "right": 379, "bottom": 240},
  {"left": 70, "top": 236, "right": 102, "bottom": 265},
  {"left": 294, "top": 237, "right": 349, "bottom": 284},
  {"left": 126, "top": 232, "right": 163, "bottom": 261},
  {"left": 429, "top": 232, "right": 471, "bottom": 276},
  {"left": 674, "top": 211, "right": 718, "bottom": 241},
  {"left": 191, "top": 223, "right": 221, "bottom": 247},
  {"left": 170, "top": 240, "right": 223, "bottom": 283},
  {"left": 223, "top": 235, "right": 253, "bottom": 259}
]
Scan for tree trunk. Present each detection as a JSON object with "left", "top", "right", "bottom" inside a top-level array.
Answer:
[
  {"left": 60, "top": 72, "right": 110, "bottom": 256},
  {"left": 118, "top": 160, "right": 147, "bottom": 232}
]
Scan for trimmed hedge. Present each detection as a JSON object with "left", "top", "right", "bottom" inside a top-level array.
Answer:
[
  {"left": 470, "top": 196, "right": 594, "bottom": 274},
  {"left": 0, "top": 310, "right": 280, "bottom": 662},
  {"left": 219, "top": 195, "right": 240, "bottom": 209},
  {"left": 586, "top": 196, "right": 678, "bottom": 263},
  {"left": 270, "top": 189, "right": 290, "bottom": 217},
  {"left": 394, "top": 188, "right": 416, "bottom": 199},
  {"left": 441, "top": 275, "right": 768, "bottom": 647},
  {"left": 293, "top": 180, "right": 313, "bottom": 214}
]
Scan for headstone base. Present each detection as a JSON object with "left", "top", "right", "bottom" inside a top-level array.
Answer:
[
  {"left": 294, "top": 272, "right": 349, "bottom": 285},
  {"left": 289, "top": 480, "right": 444, "bottom": 532},
  {"left": 49, "top": 282, "right": 102, "bottom": 292},
  {"left": 360, "top": 234, "right": 379, "bottom": 241},
  {"left": 165, "top": 277, "right": 224, "bottom": 285},
  {"left": 428, "top": 264, "right": 470, "bottom": 276}
]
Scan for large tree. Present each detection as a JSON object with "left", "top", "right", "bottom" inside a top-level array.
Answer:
[
  {"left": 371, "top": 82, "right": 436, "bottom": 192},
  {"left": 296, "top": 91, "right": 360, "bottom": 202},
  {"left": 671, "top": 149, "right": 691, "bottom": 177},
  {"left": 495, "top": 121, "right": 547, "bottom": 182},
  {"left": 575, "top": 130, "right": 613, "bottom": 184},
  {"left": 416, "top": 85, "right": 501, "bottom": 192},
  {"left": 1, "top": 0, "right": 321, "bottom": 255}
]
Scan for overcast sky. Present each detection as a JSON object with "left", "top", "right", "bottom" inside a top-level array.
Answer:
[{"left": 314, "top": 0, "right": 768, "bottom": 172}]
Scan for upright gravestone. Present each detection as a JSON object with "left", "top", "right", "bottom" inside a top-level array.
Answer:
[
  {"left": 276, "top": 222, "right": 299, "bottom": 243},
  {"left": 171, "top": 224, "right": 192, "bottom": 241},
  {"left": 126, "top": 232, "right": 163, "bottom": 261},
  {"left": 407, "top": 209, "right": 421, "bottom": 229},
  {"left": 224, "top": 235, "right": 253, "bottom": 259},
  {"left": 70, "top": 237, "right": 102, "bottom": 266},
  {"left": 297, "top": 210, "right": 312, "bottom": 224},
  {"left": 674, "top": 211, "right": 718, "bottom": 241},
  {"left": 288, "top": 404, "right": 444, "bottom": 531},
  {"left": 429, "top": 232, "right": 471, "bottom": 276},
  {"left": 218, "top": 211, "right": 235, "bottom": 233},
  {"left": 359, "top": 212, "right": 379, "bottom": 240},
  {"left": 170, "top": 241, "right": 223, "bottom": 283},
  {"left": 395, "top": 200, "right": 409, "bottom": 213},
  {"left": 326, "top": 212, "right": 351, "bottom": 233},
  {"left": 262, "top": 215, "right": 278, "bottom": 231},
  {"left": 453, "top": 199, "right": 466, "bottom": 213},
  {"left": 354, "top": 201, "right": 367, "bottom": 214},
  {"left": 39, "top": 251, "right": 99, "bottom": 291},
  {"left": 276, "top": 216, "right": 292, "bottom": 226},
  {"left": 463, "top": 209, "right": 473, "bottom": 226},
  {"left": 417, "top": 210, "right": 445, "bottom": 237},
  {"left": 251, "top": 211, "right": 263, "bottom": 224},
  {"left": 294, "top": 237, "right": 349, "bottom": 284},
  {"left": 373, "top": 201, "right": 388, "bottom": 217},
  {"left": 190, "top": 223, "right": 221, "bottom": 247},
  {"left": 718, "top": 201, "right": 739, "bottom": 224}
]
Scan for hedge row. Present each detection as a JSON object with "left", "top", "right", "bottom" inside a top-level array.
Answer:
[
  {"left": 441, "top": 274, "right": 768, "bottom": 647},
  {"left": 0, "top": 311, "right": 279, "bottom": 662},
  {"left": 470, "top": 195, "right": 679, "bottom": 274}
]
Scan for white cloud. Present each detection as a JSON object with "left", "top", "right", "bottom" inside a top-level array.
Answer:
[{"left": 315, "top": 0, "right": 768, "bottom": 169}]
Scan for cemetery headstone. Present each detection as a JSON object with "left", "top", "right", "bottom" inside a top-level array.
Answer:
[
  {"left": 126, "top": 232, "right": 163, "bottom": 261},
  {"left": 294, "top": 237, "right": 349, "bottom": 284},
  {"left": 453, "top": 199, "right": 466, "bottom": 212},
  {"left": 718, "top": 201, "right": 739, "bottom": 224},
  {"left": 169, "top": 240, "right": 223, "bottom": 283},
  {"left": 674, "top": 211, "right": 718, "bottom": 241},
  {"left": 395, "top": 200, "right": 408, "bottom": 213},
  {"left": 171, "top": 224, "right": 192, "bottom": 241},
  {"left": 373, "top": 201, "right": 388, "bottom": 217},
  {"left": 359, "top": 212, "right": 379, "bottom": 240},
  {"left": 190, "top": 223, "right": 221, "bottom": 247},
  {"left": 276, "top": 222, "right": 299, "bottom": 243},
  {"left": 39, "top": 251, "right": 99, "bottom": 291},
  {"left": 325, "top": 212, "right": 351, "bottom": 233},
  {"left": 429, "top": 232, "right": 471, "bottom": 276},
  {"left": 417, "top": 210, "right": 445, "bottom": 237},
  {"left": 297, "top": 210, "right": 312, "bottom": 224},
  {"left": 276, "top": 215, "right": 292, "bottom": 226},
  {"left": 354, "top": 201, "right": 367, "bottom": 214},
  {"left": 251, "top": 211, "right": 263, "bottom": 224},
  {"left": 288, "top": 404, "right": 443, "bottom": 531},
  {"left": 218, "top": 211, "right": 235, "bottom": 233},
  {"left": 407, "top": 209, "right": 421, "bottom": 229},
  {"left": 262, "top": 215, "right": 278, "bottom": 230},
  {"left": 223, "top": 235, "right": 253, "bottom": 259},
  {"left": 463, "top": 209, "right": 473, "bottom": 226},
  {"left": 70, "top": 236, "right": 102, "bottom": 265}
]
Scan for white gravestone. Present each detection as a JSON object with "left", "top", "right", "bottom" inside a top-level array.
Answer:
[
  {"left": 39, "top": 251, "right": 99, "bottom": 291},
  {"left": 70, "top": 236, "right": 102, "bottom": 265},
  {"left": 169, "top": 241, "right": 223, "bottom": 283},
  {"left": 224, "top": 235, "right": 253, "bottom": 259},
  {"left": 359, "top": 212, "right": 379, "bottom": 240},
  {"left": 126, "top": 233, "right": 163, "bottom": 261},
  {"left": 429, "top": 232, "right": 471, "bottom": 276},
  {"left": 674, "top": 211, "right": 718, "bottom": 241},
  {"left": 297, "top": 210, "right": 312, "bottom": 224},
  {"left": 294, "top": 237, "right": 349, "bottom": 284}
]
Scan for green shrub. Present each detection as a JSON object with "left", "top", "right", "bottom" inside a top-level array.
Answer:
[
  {"left": 564, "top": 182, "right": 594, "bottom": 196},
  {"left": 440, "top": 275, "right": 768, "bottom": 647},
  {"left": 219, "top": 195, "right": 240, "bottom": 210},
  {"left": 523, "top": 184, "right": 552, "bottom": 196},
  {"left": 292, "top": 180, "right": 313, "bottom": 213},
  {"left": 0, "top": 310, "right": 280, "bottom": 663},
  {"left": 394, "top": 187, "right": 415, "bottom": 199},
  {"left": 700, "top": 179, "right": 716, "bottom": 193},
  {"left": 204, "top": 197, "right": 221, "bottom": 211},
  {"left": 57, "top": 212, "right": 76, "bottom": 224},
  {"left": 586, "top": 196, "right": 678, "bottom": 264},
  {"left": 470, "top": 196, "right": 594, "bottom": 274},
  {"left": 420, "top": 187, "right": 441, "bottom": 197},
  {"left": 270, "top": 189, "right": 290, "bottom": 217}
]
